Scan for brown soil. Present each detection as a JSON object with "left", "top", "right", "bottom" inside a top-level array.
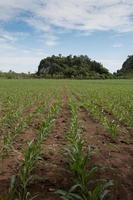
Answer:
[
  {"left": 29, "top": 98, "right": 72, "bottom": 199},
  {"left": 0, "top": 154, "right": 18, "bottom": 195},
  {"left": 94, "top": 101, "right": 133, "bottom": 135},
  {"left": 0, "top": 97, "right": 56, "bottom": 197},
  {"left": 73, "top": 91, "right": 132, "bottom": 136},
  {"left": 79, "top": 107, "right": 133, "bottom": 200},
  {"left": 0, "top": 94, "right": 133, "bottom": 200},
  {"left": 0, "top": 96, "right": 72, "bottom": 199}
]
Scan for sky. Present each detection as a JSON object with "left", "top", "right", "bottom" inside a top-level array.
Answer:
[{"left": 0, "top": 0, "right": 133, "bottom": 73}]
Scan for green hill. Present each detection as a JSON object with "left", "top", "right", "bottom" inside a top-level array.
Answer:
[
  {"left": 116, "top": 55, "right": 133, "bottom": 78},
  {"left": 37, "top": 55, "right": 112, "bottom": 79}
]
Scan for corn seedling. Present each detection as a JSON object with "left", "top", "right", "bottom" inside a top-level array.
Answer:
[
  {"left": 11, "top": 102, "right": 60, "bottom": 199},
  {"left": 58, "top": 100, "right": 113, "bottom": 200},
  {"left": 102, "top": 118, "right": 119, "bottom": 140}
]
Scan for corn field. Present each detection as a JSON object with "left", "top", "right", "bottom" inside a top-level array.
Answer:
[{"left": 0, "top": 79, "right": 133, "bottom": 200}]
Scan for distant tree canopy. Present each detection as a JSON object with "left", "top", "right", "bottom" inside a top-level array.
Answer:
[
  {"left": 116, "top": 55, "right": 133, "bottom": 78},
  {"left": 0, "top": 70, "right": 33, "bottom": 79},
  {"left": 37, "top": 55, "right": 111, "bottom": 79}
]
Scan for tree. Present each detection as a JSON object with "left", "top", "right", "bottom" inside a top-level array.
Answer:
[
  {"left": 37, "top": 55, "right": 111, "bottom": 79},
  {"left": 116, "top": 55, "right": 133, "bottom": 78}
]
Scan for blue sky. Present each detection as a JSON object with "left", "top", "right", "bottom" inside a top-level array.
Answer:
[{"left": 0, "top": 0, "right": 133, "bottom": 73}]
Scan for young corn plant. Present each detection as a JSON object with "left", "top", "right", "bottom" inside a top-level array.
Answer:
[
  {"left": 83, "top": 101, "right": 119, "bottom": 140},
  {"left": 0, "top": 95, "right": 52, "bottom": 159},
  {"left": 16, "top": 139, "right": 42, "bottom": 199},
  {"left": 7, "top": 102, "right": 60, "bottom": 200},
  {"left": 58, "top": 100, "right": 113, "bottom": 200},
  {"left": 102, "top": 118, "right": 119, "bottom": 140}
]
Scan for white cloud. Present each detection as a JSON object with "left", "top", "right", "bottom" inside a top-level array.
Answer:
[
  {"left": 0, "top": 0, "right": 132, "bottom": 73},
  {"left": 112, "top": 43, "right": 123, "bottom": 48},
  {"left": 0, "top": 0, "right": 132, "bottom": 48},
  {"left": 44, "top": 34, "right": 59, "bottom": 46},
  {"left": 45, "top": 40, "right": 57, "bottom": 47},
  {"left": 40, "top": 0, "right": 133, "bottom": 32},
  {"left": 0, "top": 0, "right": 133, "bottom": 33}
]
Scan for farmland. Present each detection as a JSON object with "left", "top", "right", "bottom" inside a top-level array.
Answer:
[{"left": 0, "top": 79, "right": 133, "bottom": 200}]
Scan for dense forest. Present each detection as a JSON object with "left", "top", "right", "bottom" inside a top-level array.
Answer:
[{"left": 37, "top": 55, "right": 112, "bottom": 79}]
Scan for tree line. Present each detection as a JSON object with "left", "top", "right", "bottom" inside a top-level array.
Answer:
[{"left": 0, "top": 55, "right": 132, "bottom": 79}]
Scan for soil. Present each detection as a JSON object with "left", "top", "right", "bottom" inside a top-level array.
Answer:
[
  {"left": 0, "top": 95, "right": 133, "bottom": 200},
  {"left": 0, "top": 97, "right": 56, "bottom": 197},
  {"left": 29, "top": 101, "right": 72, "bottom": 199},
  {"left": 79, "top": 107, "right": 133, "bottom": 200}
]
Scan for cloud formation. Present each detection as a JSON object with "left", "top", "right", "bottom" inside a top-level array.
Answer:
[
  {"left": 0, "top": 0, "right": 132, "bottom": 72},
  {"left": 0, "top": 0, "right": 133, "bottom": 33},
  {"left": 112, "top": 43, "right": 123, "bottom": 48},
  {"left": 0, "top": 0, "right": 133, "bottom": 48}
]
